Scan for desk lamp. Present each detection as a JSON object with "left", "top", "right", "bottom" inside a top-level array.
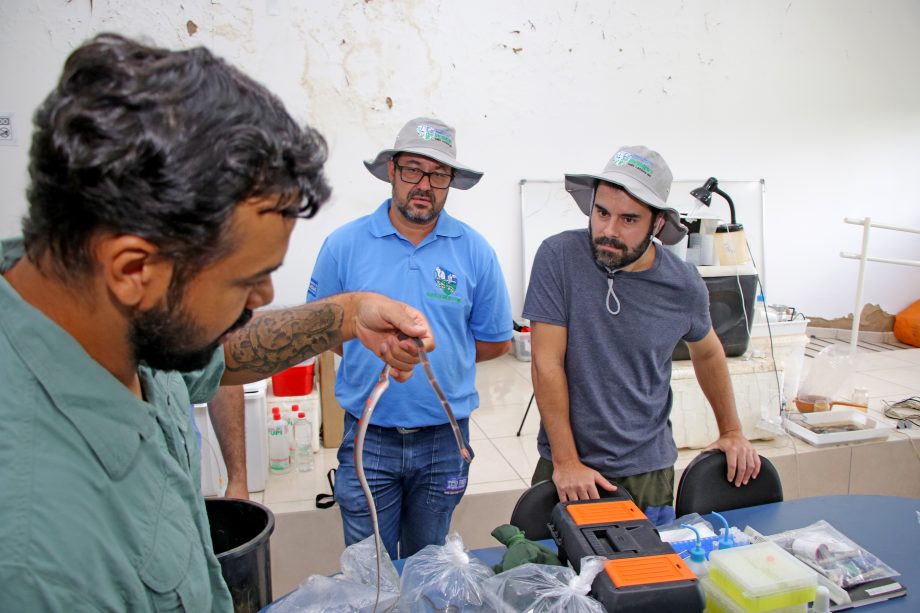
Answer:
[
  {"left": 690, "top": 177, "right": 748, "bottom": 265},
  {"left": 690, "top": 177, "right": 740, "bottom": 230}
]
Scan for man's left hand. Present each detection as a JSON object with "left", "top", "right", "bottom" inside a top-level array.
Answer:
[{"left": 705, "top": 429, "right": 761, "bottom": 487}]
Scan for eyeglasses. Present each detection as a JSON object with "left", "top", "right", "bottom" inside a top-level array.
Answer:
[{"left": 393, "top": 162, "right": 453, "bottom": 189}]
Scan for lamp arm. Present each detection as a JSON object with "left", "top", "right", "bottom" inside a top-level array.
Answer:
[{"left": 712, "top": 185, "right": 737, "bottom": 225}]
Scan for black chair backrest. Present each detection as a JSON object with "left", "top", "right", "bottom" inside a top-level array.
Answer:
[
  {"left": 509, "top": 480, "right": 626, "bottom": 541},
  {"left": 509, "top": 480, "right": 559, "bottom": 541},
  {"left": 674, "top": 450, "right": 783, "bottom": 518}
]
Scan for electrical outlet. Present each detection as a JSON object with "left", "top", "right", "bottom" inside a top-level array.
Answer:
[{"left": 0, "top": 113, "right": 16, "bottom": 146}]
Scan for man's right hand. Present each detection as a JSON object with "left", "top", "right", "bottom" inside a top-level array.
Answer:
[
  {"left": 552, "top": 459, "right": 618, "bottom": 501},
  {"left": 349, "top": 293, "right": 434, "bottom": 382}
]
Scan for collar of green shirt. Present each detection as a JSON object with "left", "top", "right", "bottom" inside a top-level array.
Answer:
[{"left": 1, "top": 238, "right": 158, "bottom": 479}]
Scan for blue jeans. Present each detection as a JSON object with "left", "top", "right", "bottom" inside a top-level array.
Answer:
[{"left": 335, "top": 412, "right": 472, "bottom": 559}]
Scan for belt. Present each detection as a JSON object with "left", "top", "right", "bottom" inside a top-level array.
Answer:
[{"left": 395, "top": 426, "right": 427, "bottom": 434}]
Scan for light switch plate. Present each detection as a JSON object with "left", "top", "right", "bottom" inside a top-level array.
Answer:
[{"left": 0, "top": 113, "right": 16, "bottom": 146}]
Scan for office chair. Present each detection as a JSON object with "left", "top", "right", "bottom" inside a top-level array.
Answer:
[
  {"left": 509, "top": 479, "right": 626, "bottom": 541},
  {"left": 674, "top": 450, "right": 783, "bottom": 518},
  {"left": 509, "top": 480, "right": 558, "bottom": 541}
]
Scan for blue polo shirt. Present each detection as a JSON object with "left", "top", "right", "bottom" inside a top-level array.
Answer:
[{"left": 308, "top": 200, "right": 512, "bottom": 427}]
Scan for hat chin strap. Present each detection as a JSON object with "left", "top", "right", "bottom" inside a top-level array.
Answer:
[{"left": 603, "top": 233, "right": 657, "bottom": 316}]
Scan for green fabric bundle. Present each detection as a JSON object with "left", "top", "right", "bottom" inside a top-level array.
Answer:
[{"left": 490, "top": 524, "right": 563, "bottom": 573}]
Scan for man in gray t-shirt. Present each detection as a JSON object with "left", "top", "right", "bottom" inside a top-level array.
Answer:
[{"left": 523, "top": 146, "right": 760, "bottom": 524}]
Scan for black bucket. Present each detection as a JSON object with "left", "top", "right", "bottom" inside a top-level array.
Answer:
[{"left": 205, "top": 498, "right": 275, "bottom": 613}]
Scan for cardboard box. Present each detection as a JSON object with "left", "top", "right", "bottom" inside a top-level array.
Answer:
[{"left": 317, "top": 351, "right": 344, "bottom": 448}]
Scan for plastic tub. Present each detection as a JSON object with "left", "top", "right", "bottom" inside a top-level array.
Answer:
[
  {"left": 271, "top": 359, "right": 315, "bottom": 396},
  {"left": 206, "top": 498, "right": 276, "bottom": 612},
  {"left": 709, "top": 541, "right": 816, "bottom": 612}
]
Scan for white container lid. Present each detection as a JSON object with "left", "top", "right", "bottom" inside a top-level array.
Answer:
[
  {"left": 710, "top": 541, "right": 817, "bottom": 598},
  {"left": 243, "top": 379, "right": 268, "bottom": 395}
]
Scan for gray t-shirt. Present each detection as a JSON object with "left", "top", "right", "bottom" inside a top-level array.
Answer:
[{"left": 523, "top": 229, "right": 711, "bottom": 478}]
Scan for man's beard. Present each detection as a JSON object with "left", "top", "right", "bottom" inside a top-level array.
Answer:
[
  {"left": 130, "top": 297, "right": 253, "bottom": 372},
  {"left": 395, "top": 187, "right": 442, "bottom": 224},
  {"left": 592, "top": 233, "right": 652, "bottom": 270}
]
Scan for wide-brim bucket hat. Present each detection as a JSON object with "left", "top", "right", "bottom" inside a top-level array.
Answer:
[
  {"left": 364, "top": 117, "right": 483, "bottom": 190},
  {"left": 564, "top": 146, "right": 687, "bottom": 245}
]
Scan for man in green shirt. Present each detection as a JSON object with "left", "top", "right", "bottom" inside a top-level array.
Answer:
[{"left": 0, "top": 34, "right": 432, "bottom": 611}]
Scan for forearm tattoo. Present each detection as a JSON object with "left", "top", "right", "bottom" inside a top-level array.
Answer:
[{"left": 224, "top": 303, "right": 345, "bottom": 374}]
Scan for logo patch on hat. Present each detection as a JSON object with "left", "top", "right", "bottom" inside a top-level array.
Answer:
[
  {"left": 416, "top": 124, "right": 454, "bottom": 148},
  {"left": 613, "top": 150, "right": 654, "bottom": 177}
]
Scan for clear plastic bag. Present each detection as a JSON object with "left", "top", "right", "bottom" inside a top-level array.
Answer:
[
  {"left": 267, "top": 535, "right": 399, "bottom": 612},
  {"left": 269, "top": 574, "right": 399, "bottom": 613},
  {"left": 768, "top": 520, "right": 900, "bottom": 588},
  {"left": 341, "top": 535, "right": 400, "bottom": 594},
  {"left": 398, "top": 532, "right": 495, "bottom": 612},
  {"left": 795, "top": 345, "right": 856, "bottom": 410},
  {"left": 481, "top": 556, "right": 607, "bottom": 613}
]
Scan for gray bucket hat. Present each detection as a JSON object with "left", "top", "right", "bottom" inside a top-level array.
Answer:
[
  {"left": 564, "top": 146, "right": 687, "bottom": 245},
  {"left": 364, "top": 117, "right": 483, "bottom": 190}
]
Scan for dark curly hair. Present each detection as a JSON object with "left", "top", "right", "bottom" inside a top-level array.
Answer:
[{"left": 23, "top": 33, "right": 330, "bottom": 283}]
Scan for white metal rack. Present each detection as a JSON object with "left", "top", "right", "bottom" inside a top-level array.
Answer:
[{"left": 840, "top": 217, "right": 920, "bottom": 353}]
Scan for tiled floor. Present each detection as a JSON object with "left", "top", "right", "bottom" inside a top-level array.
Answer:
[{"left": 250, "top": 337, "right": 920, "bottom": 513}]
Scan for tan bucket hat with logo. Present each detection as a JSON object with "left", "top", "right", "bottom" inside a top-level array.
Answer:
[
  {"left": 364, "top": 117, "right": 483, "bottom": 190},
  {"left": 564, "top": 146, "right": 687, "bottom": 245}
]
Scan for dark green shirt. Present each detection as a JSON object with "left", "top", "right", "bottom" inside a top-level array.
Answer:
[{"left": 0, "top": 238, "right": 233, "bottom": 612}]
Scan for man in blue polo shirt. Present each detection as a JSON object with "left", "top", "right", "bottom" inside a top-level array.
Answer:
[{"left": 308, "top": 117, "right": 513, "bottom": 558}]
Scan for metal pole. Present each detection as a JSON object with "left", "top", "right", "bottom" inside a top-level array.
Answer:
[{"left": 849, "top": 217, "right": 872, "bottom": 355}]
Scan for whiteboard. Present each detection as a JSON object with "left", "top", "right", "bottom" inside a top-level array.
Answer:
[{"left": 520, "top": 179, "right": 766, "bottom": 301}]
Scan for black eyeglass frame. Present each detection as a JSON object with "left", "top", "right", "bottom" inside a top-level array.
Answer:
[{"left": 392, "top": 161, "right": 454, "bottom": 189}]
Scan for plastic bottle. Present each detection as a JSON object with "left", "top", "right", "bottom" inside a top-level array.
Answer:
[
  {"left": 681, "top": 524, "right": 709, "bottom": 578},
  {"left": 287, "top": 404, "right": 301, "bottom": 455},
  {"left": 754, "top": 294, "right": 777, "bottom": 324},
  {"left": 294, "top": 412, "right": 315, "bottom": 472},
  {"left": 268, "top": 414, "right": 293, "bottom": 473},
  {"left": 813, "top": 585, "right": 831, "bottom": 612}
]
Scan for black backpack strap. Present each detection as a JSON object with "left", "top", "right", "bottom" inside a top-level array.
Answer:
[{"left": 315, "top": 468, "right": 337, "bottom": 509}]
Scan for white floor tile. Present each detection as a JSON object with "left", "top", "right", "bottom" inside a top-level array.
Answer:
[
  {"left": 472, "top": 402, "right": 534, "bottom": 439},
  {"left": 465, "top": 479, "right": 529, "bottom": 496},
  {"left": 490, "top": 434, "right": 541, "bottom": 482},
  {"left": 467, "top": 438, "right": 522, "bottom": 484}
]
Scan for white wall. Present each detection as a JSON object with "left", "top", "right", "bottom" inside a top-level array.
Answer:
[{"left": 2, "top": 0, "right": 918, "bottom": 319}]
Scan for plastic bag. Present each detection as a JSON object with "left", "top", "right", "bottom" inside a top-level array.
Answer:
[
  {"left": 481, "top": 556, "right": 607, "bottom": 613},
  {"left": 795, "top": 345, "right": 855, "bottom": 410},
  {"left": 267, "top": 535, "right": 399, "bottom": 612},
  {"left": 768, "top": 520, "right": 900, "bottom": 588},
  {"left": 269, "top": 574, "right": 399, "bottom": 613},
  {"left": 398, "top": 532, "right": 495, "bottom": 612},
  {"left": 341, "top": 535, "right": 400, "bottom": 594}
]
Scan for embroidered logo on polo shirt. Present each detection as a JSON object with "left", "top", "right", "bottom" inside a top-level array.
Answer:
[
  {"left": 434, "top": 266, "right": 457, "bottom": 295},
  {"left": 426, "top": 265, "right": 462, "bottom": 304}
]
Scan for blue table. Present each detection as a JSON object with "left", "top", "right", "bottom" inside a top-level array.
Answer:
[
  {"left": 435, "top": 495, "right": 918, "bottom": 611},
  {"left": 267, "top": 495, "right": 919, "bottom": 611}
]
